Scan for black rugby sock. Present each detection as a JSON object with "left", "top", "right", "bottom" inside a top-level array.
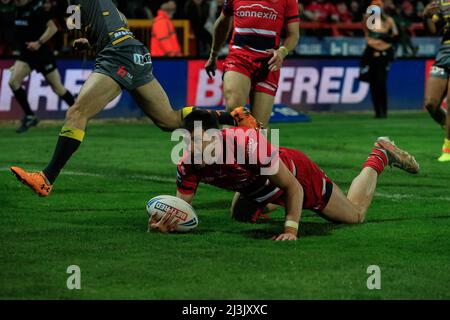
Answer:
[
  {"left": 13, "top": 88, "right": 34, "bottom": 116},
  {"left": 43, "top": 127, "right": 85, "bottom": 184}
]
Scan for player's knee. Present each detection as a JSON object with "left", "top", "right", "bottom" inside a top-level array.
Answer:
[
  {"left": 424, "top": 100, "right": 437, "bottom": 113},
  {"left": 66, "top": 103, "right": 86, "bottom": 122},
  {"left": 224, "top": 89, "right": 244, "bottom": 110}
]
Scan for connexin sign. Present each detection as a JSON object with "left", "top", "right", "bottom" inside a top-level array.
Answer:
[{"left": 0, "top": 58, "right": 427, "bottom": 120}]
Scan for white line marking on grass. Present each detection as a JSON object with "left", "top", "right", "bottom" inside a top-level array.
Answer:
[
  {"left": 2, "top": 167, "right": 450, "bottom": 202},
  {"left": 0, "top": 167, "right": 174, "bottom": 183},
  {"left": 376, "top": 192, "right": 450, "bottom": 202}
]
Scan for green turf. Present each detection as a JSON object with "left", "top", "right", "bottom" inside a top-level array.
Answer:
[{"left": 1, "top": 112, "right": 449, "bottom": 300}]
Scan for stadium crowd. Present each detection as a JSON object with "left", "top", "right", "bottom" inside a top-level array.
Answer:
[{"left": 0, "top": 0, "right": 435, "bottom": 57}]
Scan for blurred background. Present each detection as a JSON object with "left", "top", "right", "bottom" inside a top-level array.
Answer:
[
  {"left": 0, "top": 0, "right": 442, "bottom": 120},
  {"left": 0, "top": 0, "right": 433, "bottom": 58}
]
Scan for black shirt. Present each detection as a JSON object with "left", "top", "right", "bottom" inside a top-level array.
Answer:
[{"left": 14, "top": 0, "right": 53, "bottom": 49}]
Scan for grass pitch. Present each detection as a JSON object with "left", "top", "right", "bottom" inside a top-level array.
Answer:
[{"left": 1, "top": 112, "right": 449, "bottom": 300}]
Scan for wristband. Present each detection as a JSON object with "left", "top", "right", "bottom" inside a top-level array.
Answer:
[
  {"left": 38, "top": 39, "right": 44, "bottom": 46},
  {"left": 284, "top": 220, "right": 299, "bottom": 230},
  {"left": 278, "top": 46, "right": 289, "bottom": 58}
]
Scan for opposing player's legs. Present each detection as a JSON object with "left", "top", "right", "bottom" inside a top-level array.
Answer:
[
  {"left": 131, "top": 79, "right": 182, "bottom": 131},
  {"left": 439, "top": 80, "right": 450, "bottom": 162},
  {"left": 424, "top": 74, "right": 447, "bottom": 127},
  {"left": 250, "top": 91, "right": 275, "bottom": 128},
  {"left": 8, "top": 61, "right": 38, "bottom": 133},
  {"left": 223, "top": 71, "right": 251, "bottom": 112},
  {"left": 321, "top": 137, "right": 419, "bottom": 224},
  {"left": 45, "top": 69, "right": 76, "bottom": 108},
  {"left": 11, "top": 72, "right": 122, "bottom": 196}
]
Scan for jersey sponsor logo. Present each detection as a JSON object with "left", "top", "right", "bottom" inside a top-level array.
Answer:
[
  {"left": 235, "top": 4, "right": 279, "bottom": 20},
  {"left": 116, "top": 66, "right": 133, "bottom": 81},
  {"left": 133, "top": 53, "right": 152, "bottom": 66},
  {"left": 154, "top": 201, "right": 188, "bottom": 222}
]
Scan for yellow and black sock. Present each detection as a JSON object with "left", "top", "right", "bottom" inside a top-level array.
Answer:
[
  {"left": 43, "top": 126, "right": 85, "bottom": 184},
  {"left": 181, "top": 107, "right": 236, "bottom": 126}
]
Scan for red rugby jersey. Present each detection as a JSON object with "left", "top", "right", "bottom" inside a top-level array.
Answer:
[
  {"left": 177, "top": 127, "right": 317, "bottom": 207},
  {"left": 223, "top": 0, "right": 300, "bottom": 57}
]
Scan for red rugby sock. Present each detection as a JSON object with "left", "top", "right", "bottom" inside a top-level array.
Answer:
[{"left": 362, "top": 148, "right": 388, "bottom": 176}]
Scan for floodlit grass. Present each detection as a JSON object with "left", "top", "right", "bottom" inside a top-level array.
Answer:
[{"left": 0, "top": 112, "right": 449, "bottom": 299}]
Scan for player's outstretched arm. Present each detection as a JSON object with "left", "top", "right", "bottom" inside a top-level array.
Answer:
[
  {"left": 176, "top": 191, "right": 195, "bottom": 205},
  {"left": 26, "top": 19, "right": 58, "bottom": 51},
  {"left": 267, "top": 161, "right": 304, "bottom": 241}
]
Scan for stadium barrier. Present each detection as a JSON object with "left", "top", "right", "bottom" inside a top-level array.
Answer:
[{"left": 0, "top": 58, "right": 431, "bottom": 120}]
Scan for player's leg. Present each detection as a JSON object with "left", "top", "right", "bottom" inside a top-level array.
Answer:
[
  {"left": 438, "top": 79, "right": 450, "bottom": 162},
  {"left": 11, "top": 72, "right": 122, "bottom": 196},
  {"left": 131, "top": 79, "right": 182, "bottom": 131},
  {"left": 250, "top": 91, "right": 275, "bottom": 128},
  {"left": 223, "top": 71, "right": 252, "bottom": 112},
  {"left": 8, "top": 60, "right": 37, "bottom": 133},
  {"left": 321, "top": 137, "right": 420, "bottom": 223},
  {"left": 44, "top": 69, "right": 76, "bottom": 107},
  {"left": 424, "top": 70, "right": 447, "bottom": 127}
]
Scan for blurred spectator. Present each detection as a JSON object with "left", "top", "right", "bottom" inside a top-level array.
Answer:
[
  {"left": 349, "top": 0, "right": 363, "bottom": 23},
  {"left": 393, "top": 0, "right": 419, "bottom": 56},
  {"left": 120, "top": 0, "right": 152, "bottom": 19},
  {"left": 184, "top": 0, "right": 212, "bottom": 57},
  {"left": 151, "top": 1, "right": 182, "bottom": 57},
  {"left": 0, "top": 0, "right": 15, "bottom": 57},
  {"left": 205, "top": 0, "right": 224, "bottom": 35},
  {"left": 305, "top": 0, "right": 338, "bottom": 23},
  {"left": 336, "top": 1, "right": 351, "bottom": 23}
]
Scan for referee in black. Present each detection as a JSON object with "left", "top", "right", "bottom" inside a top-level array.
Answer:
[{"left": 9, "top": 0, "right": 75, "bottom": 133}]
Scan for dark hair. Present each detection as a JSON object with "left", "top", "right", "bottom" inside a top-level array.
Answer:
[{"left": 182, "top": 109, "right": 220, "bottom": 132}]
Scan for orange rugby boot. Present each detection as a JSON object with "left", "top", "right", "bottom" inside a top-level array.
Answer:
[
  {"left": 231, "top": 107, "right": 262, "bottom": 129},
  {"left": 10, "top": 166, "right": 53, "bottom": 197}
]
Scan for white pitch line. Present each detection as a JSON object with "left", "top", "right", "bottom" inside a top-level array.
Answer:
[
  {"left": 375, "top": 192, "right": 450, "bottom": 202},
  {"left": 0, "top": 167, "right": 174, "bottom": 183},
  {"left": 2, "top": 167, "right": 450, "bottom": 202}
]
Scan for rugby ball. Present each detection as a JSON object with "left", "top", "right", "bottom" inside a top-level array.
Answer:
[{"left": 146, "top": 195, "right": 198, "bottom": 232}]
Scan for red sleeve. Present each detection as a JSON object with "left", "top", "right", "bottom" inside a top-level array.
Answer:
[
  {"left": 223, "top": 0, "right": 234, "bottom": 16},
  {"left": 285, "top": 0, "right": 300, "bottom": 24},
  {"left": 176, "top": 162, "right": 199, "bottom": 195},
  {"left": 245, "top": 130, "right": 280, "bottom": 174}
]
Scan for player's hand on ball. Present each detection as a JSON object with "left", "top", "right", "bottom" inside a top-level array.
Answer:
[
  {"left": 272, "top": 233, "right": 298, "bottom": 241},
  {"left": 73, "top": 38, "right": 91, "bottom": 51},
  {"left": 149, "top": 210, "right": 179, "bottom": 234},
  {"left": 267, "top": 48, "right": 285, "bottom": 72},
  {"left": 205, "top": 56, "right": 218, "bottom": 79},
  {"left": 26, "top": 41, "right": 41, "bottom": 51}
]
